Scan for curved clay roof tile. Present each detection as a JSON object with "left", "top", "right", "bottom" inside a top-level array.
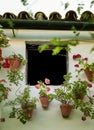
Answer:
[
  {"left": 17, "top": 11, "right": 33, "bottom": 19},
  {"left": 49, "top": 11, "right": 62, "bottom": 20},
  {"left": 3, "top": 12, "right": 17, "bottom": 19},
  {"left": 34, "top": 11, "right": 48, "bottom": 20}
]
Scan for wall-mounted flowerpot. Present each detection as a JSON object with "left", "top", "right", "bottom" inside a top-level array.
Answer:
[
  {"left": 60, "top": 104, "right": 73, "bottom": 118},
  {"left": 39, "top": 96, "right": 50, "bottom": 109},
  {"left": 74, "top": 93, "right": 85, "bottom": 100},
  {"left": 84, "top": 67, "right": 94, "bottom": 82},
  {"left": 9, "top": 58, "right": 21, "bottom": 70},
  {"left": 21, "top": 105, "right": 33, "bottom": 120}
]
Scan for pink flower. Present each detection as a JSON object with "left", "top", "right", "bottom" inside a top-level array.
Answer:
[
  {"left": 87, "top": 83, "right": 92, "bottom": 88},
  {"left": 45, "top": 78, "right": 50, "bottom": 84},
  {"left": 0, "top": 79, "right": 6, "bottom": 83},
  {"left": 35, "top": 84, "right": 40, "bottom": 89},
  {"left": 46, "top": 87, "right": 50, "bottom": 92},
  {"left": 74, "top": 64, "right": 79, "bottom": 67}
]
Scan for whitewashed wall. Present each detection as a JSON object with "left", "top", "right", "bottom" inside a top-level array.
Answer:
[{"left": 0, "top": 29, "right": 94, "bottom": 130}]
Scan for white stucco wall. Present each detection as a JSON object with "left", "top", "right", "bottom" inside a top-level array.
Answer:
[{"left": 0, "top": 29, "right": 94, "bottom": 130}]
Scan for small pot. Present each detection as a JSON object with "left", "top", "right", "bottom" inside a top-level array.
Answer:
[
  {"left": 84, "top": 67, "right": 94, "bottom": 82},
  {"left": 60, "top": 104, "right": 72, "bottom": 118},
  {"left": 39, "top": 96, "right": 50, "bottom": 108},
  {"left": 9, "top": 58, "right": 21, "bottom": 70}
]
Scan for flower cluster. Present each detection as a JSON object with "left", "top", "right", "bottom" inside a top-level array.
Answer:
[
  {"left": 73, "top": 54, "right": 88, "bottom": 69},
  {"left": 73, "top": 53, "right": 94, "bottom": 81},
  {"left": 35, "top": 78, "right": 54, "bottom": 101},
  {"left": 0, "top": 57, "right": 10, "bottom": 70},
  {"left": 35, "top": 78, "right": 50, "bottom": 96},
  {"left": 0, "top": 79, "right": 11, "bottom": 102}
]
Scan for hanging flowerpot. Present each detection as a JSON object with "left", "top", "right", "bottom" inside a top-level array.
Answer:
[
  {"left": 9, "top": 58, "right": 21, "bottom": 70},
  {"left": 39, "top": 96, "right": 50, "bottom": 108},
  {"left": 60, "top": 104, "right": 73, "bottom": 118},
  {"left": 74, "top": 93, "right": 85, "bottom": 100},
  {"left": 84, "top": 67, "right": 94, "bottom": 82},
  {"left": 21, "top": 105, "right": 34, "bottom": 120}
]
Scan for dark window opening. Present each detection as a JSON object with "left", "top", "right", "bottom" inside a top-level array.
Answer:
[{"left": 26, "top": 41, "right": 68, "bottom": 85}]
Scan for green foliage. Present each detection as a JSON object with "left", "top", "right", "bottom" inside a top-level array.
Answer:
[
  {"left": 0, "top": 30, "right": 10, "bottom": 48},
  {"left": 74, "top": 97, "right": 94, "bottom": 119},
  {"left": 64, "top": 2, "right": 69, "bottom": 10},
  {"left": 72, "top": 80, "right": 88, "bottom": 96},
  {"left": 7, "top": 70, "right": 24, "bottom": 86},
  {"left": 54, "top": 72, "right": 73, "bottom": 104},
  {"left": 21, "top": 0, "right": 28, "bottom": 6},
  {"left": 6, "top": 86, "right": 38, "bottom": 124},
  {"left": 77, "top": 4, "right": 84, "bottom": 14},
  {"left": 90, "top": 0, "right": 94, "bottom": 7}
]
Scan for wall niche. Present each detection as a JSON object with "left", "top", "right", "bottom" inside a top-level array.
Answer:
[{"left": 26, "top": 41, "right": 68, "bottom": 85}]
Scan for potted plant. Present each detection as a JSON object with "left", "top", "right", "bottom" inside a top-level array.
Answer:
[
  {"left": 7, "top": 69, "right": 24, "bottom": 86},
  {"left": 0, "top": 29, "right": 10, "bottom": 48},
  {"left": 73, "top": 94, "right": 94, "bottom": 121},
  {"left": 35, "top": 78, "right": 54, "bottom": 108},
  {"left": 72, "top": 80, "right": 94, "bottom": 121},
  {"left": 72, "top": 79, "right": 91, "bottom": 100},
  {"left": 73, "top": 54, "right": 94, "bottom": 82},
  {"left": 54, "top": 72, "right": 74, "bottom": 118},
  {"left": 8, "top": 52, "right": 26, "bottom": 70},
  {"left": 6, "top": 85, "right": 38, "bottom": 124},
  {"left": 0, "top": 79, "right": 11, "bottom": 102}
]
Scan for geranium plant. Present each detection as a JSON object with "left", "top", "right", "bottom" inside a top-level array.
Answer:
[
  {"left": 73, "top": 54, "right": 94, "bottom": 82},
  {"left": 0, "top": 79, "right": 11, "bottom": 102},
  {"left": 6, "top": 85, "right": 38, "bottom": 124},
  {"left": 0, "top": 29, "right": 10, "bottom": 48},
  {"left": 35, "top": 78, "right": 54, "bottom": 102},
  {"left": 54, "top": 72, "right": 94, "bottom": 120},
  {"left": 72, "top": 79, "right": 94, "bottom": 121},
  {"left": 54, "top": 72, "right": 73, "bottom": 104}
]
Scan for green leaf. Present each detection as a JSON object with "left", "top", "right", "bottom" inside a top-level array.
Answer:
[
  {"left": 38, "top": 44, "right": 49, "bottom": 53},
  {"left": 64, "top": 2, "right": 69, "bottom": 10},
  {"left": 52, "top": 46, "right": 62, "bottom": 55}
]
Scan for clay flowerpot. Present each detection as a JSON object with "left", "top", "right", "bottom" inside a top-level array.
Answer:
[
  {"left": 21, "top": 105, "right": 33, "bottom": 120},
  {"left": 9, "top": 58, "right": 21, "bottom": 70},
  {"left": 74, "top": 93, "right": 85, "bottom": 100},
  {"left": 39, "top": 96, "right": 50, "bottom": 108},
  {"left": 60, "top": 104, "right": 73, "bottom": 118},
  {"left": 84, "top": 67, "right": 94, "bottom": 82}
]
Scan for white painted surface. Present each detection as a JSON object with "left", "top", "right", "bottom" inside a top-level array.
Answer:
[{"left": 0, "top": 29, "right": 94, "bottom": 130}]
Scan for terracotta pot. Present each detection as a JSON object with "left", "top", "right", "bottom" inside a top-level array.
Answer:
[
  {"left": 60, "top": 104, "right": 72, "bottom": 118},
  {"left": 9, "top": 58, "right": 21, "bottom": 70},
  {"left": 84, "top": 67, "right": 94, "bottom": 82},
  {"left": 25, "top": 109, "right": 33, "bottom": 119},
  {"left": 75, "top": 93, "right": 85, "bottom": 100},
  {"left": 39, "top": 96, "right": 50, "bottom": 108},
  {"left": 22, "top": 105, "right": 33, "bottom": 120}
]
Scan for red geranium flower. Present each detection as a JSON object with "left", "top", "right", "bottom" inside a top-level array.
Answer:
[
  {"left": 83, "top": 57, "right": 88, "bottom": 61},
  {"left": 74, "top": 64, "right": 79, "bottom": 67},
  {"left": 73, "top": 54, "right": 81, "bottom": 60},
  {"left": 87, "top": 83, "right": 92, "bottom": 88}
]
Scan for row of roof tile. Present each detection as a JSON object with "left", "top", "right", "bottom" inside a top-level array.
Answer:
[{"left": 0, "top": 10, "right": 94, "bottom": 22}]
